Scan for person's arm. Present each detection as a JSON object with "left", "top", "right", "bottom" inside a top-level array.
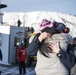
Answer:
[
  {"left": 27, "top": 36, "right": 40, "bottom": 56},
  {"left": 58, "top": 44, "right": 75, "bottom": 70},
  {"left": 49, "top": 42, "right": 75, "bottom": 70},
  {"left": 27, "top": 32, "right": 50, "bottom": 56}
]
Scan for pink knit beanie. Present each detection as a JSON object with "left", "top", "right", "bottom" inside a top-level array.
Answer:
[{"left": 40, "top": 19, "right": 53, "bottom": 30}]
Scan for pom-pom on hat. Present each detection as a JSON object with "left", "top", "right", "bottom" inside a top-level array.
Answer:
[{"left": 40, "top": 19, "right": 53, "bottom": 30}]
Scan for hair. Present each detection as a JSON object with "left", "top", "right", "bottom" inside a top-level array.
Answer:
[
  {"left": 73, "top": 37, "right": 76, "bottom": 41},
  {"left": 32, "top": 33, "right": 52, "bottom": 57},
  {"left": 72, "top": 37, "right": 76, "bottom": 47},
  {"left": 39, "top": 40, "right": 52, "bottom": 57},
  {"left": 32, "top": 27, "right": 59, "bottom": 57}
]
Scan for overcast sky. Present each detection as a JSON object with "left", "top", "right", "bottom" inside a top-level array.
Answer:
[{"left": 1, "top": 0, "right": 76, "bottom": 15}]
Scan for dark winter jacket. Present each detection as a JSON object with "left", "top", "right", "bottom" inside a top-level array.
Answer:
[
  {"left": 27, "top": 36, "right": 76, "bottom": 73},
  {"left": 0, "top": 49, "right": 3, "bottom": 61},
  {"left": 17, "top": 46, "right": 27, "bottom": 62}
]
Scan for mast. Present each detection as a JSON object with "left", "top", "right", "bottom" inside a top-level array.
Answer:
[{"left": 0, "top": 0, "right": 7, "bottom": 24}]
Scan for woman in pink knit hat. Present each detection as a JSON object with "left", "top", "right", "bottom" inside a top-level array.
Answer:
[{"left": 27, "top": 19, "right": 75, "bottom": 75}]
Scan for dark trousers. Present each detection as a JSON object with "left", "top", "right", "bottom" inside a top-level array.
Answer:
[
  {"left": 0, "top": 71, "right": 1, "bottom": 75},
  {"left": 19, "top": 61, "right": 26, "bottom": 74}
]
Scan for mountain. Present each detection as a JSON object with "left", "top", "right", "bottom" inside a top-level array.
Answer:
[{"left": 3, "top": 11, "right": 76, "bottom": 37}]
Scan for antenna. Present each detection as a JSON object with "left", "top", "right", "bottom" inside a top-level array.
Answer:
[
  {"left": 0, "top": 0, "right": 7, "bottom": 24},
  {"left": 0, "top": 0, "right": 7, "bottom": 9}
]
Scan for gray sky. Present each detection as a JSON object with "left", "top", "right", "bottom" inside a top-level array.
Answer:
[{"left": 1, "top": 0, "right": 76, "bottom": 15}]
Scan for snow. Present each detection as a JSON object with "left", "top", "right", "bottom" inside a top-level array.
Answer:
[
  {"left": 2, "top": 11, "right": 76, "bottom": 37},
  {"left": 0, "top": 64, "right": 35, "bottom": 75},
  {"left": 0, "top": 61, "right": 11, "bottom": 66}
]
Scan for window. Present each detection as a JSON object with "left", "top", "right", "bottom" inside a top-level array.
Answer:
[
  {"left": 14, "top": 37, "right": 20, "bottom": 47},
  {"left": 14, "top": 37, "right": 24, "bottom": 47}
]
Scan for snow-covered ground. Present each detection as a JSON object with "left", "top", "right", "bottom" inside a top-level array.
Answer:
[{"left": 0, "top": 64, "right": 35, "bottom": 75}]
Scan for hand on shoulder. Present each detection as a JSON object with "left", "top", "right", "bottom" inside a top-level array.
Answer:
[{"left": 38, "top": 32, "right": 52, "bottom": 42}]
